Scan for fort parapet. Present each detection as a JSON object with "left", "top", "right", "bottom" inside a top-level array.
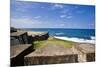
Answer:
[
  {"left": 10, "top": 28, "right": 95, "bottom": 66},
  {"left": 24, "top": 44, "right": 78, "bottom": 65},
  {"left": 73, "top": 44, "right": 95, "bottom": 62}
]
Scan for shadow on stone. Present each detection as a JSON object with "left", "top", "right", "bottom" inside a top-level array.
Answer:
[{"left": 11, "top": 45, "right": 35, "bottom": 66}]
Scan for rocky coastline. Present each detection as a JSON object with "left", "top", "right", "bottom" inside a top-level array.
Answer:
[{"left": 10, "top": 27, "right": 95, "bottom": 66}]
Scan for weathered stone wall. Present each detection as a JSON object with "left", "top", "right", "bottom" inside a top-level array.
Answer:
[
  {"left": 10, "top": 27, "right": 17, "bottom": 33},
  {"left": 10, "top": 28, "right": 95, "bottom": 66},
  {"left": 86, "top": 53, "right": 95, "bottom": 62},
  {"left": 11, "top": 31, "right": 49, "bottom": 45},
  {"left": 11, "top": 32, "right": 29, "bottom": 45},
  {"left": 72, "top": 44, "right": 95, "bottom": 62},
  {"left": 28, "top": 32, "right": 49, "bottom": 41},
  {"left": 11, "top": 44, "right": 95, "bottom": 66},
  {"left": 24, "top": 54, "right": 78, "bottom": 65},
  {"left": 11, "top": 45, "right": 35, "bottom": 66},
  {"left": 11, "top": 37, "right": 20, "bottom": 45}
]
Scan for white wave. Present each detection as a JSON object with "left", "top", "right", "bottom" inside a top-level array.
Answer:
[
  {"left": 55, "top": 33, "right": 64, "bottom": 35},
  {"left": 90, "top": 36, "right": 95, "bottom": 40},
  {"left": 54, "top": 36, "right": 95, "bottom": 44}
]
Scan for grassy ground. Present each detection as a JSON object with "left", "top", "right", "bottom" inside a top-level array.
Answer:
[{"left": 33, "top": 37, "right": 76, "bottom": 49}]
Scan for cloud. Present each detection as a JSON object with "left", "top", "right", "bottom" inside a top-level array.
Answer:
[
  {"left": 54, "top": 23, "right": 66, "bottom": 28},
  {"left": 11, "top": 0, "right": 40, "bottom": 13},
  {"left": 66, "top": 15, "right": 72, "bottom": 19},
  {"left": 61, "top": 9, "right": 69, "bottom": 14},
  {"left": 11, "top": 17, "right": 42, "bottom": 28},
  {"left": 11, "top": 18, "right": 32, "bottom": 24},
  {"left": 41, "top": 6, "right": 45, "bottom": 8},
  {"left": 88, "top": 23, "right": 95, "bottom": 27},
  {"left": 34, "top": 16, "right": 41, "bottom": 19},
  {"left": 76, "top": 10, "right": 85, "bottom": 14},
  {"left": 51, "top": 4, "right": 64, "bottom": 10},
  {"left": 60, "top": 24, "right": 65, "bottom": 26},
  {"left": 60, "top": 15, "right": 66, "bottom": 18},
  {"left": 11, "top": 1, "right": 30, "bottom": 13},
  {"left": 54, "top": 4, "right": 64, "bottom": 8},
  {"left": 60, "top": 15, "right": 72, "bottom": 19}
]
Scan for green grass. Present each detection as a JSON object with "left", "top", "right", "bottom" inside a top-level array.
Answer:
[{"left": 33, "top": 37, "right": 76, "bottom": 49}]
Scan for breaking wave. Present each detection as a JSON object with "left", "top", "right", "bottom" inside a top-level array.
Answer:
[
  {"left": 54, "top": 36, "right": 95, "bottom": 44},
  {"left": 55, "top": 33, "right": 64, "bottom": 35}
]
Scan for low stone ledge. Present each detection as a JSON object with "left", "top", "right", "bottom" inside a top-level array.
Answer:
[
  {"left": 24, "top": 44, "right": 78, "bottom": 65},
  {"left": 73, "top": 44, "right": 95, "bottom": 62},
  {"left": 24, "top": 54, "right": 78, "bottom": 65},
  {"left": 11, "top": 44, "right": 31, "bottom": 58},
  {"left": 11, "top": 44, "right": 34, "bottom": 66}
]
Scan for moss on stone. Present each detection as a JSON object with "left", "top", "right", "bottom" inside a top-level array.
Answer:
[{"left": 33, "top": 37, "right": 76, "bottom": 49}]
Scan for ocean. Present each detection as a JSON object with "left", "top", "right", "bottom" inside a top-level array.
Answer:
[{"left": 22, "top": 28, "right": 95, "bottom": 44}]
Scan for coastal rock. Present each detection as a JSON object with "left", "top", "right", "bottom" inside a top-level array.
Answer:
[
  {"left": 11, "top": 27, "right": 17, "bottom": 33},
  {"left": 28, "top": 32, "right": 49, "bottom": 43},
  {"left": 11, "top": 31, "right": 29, "bottom": 45}
]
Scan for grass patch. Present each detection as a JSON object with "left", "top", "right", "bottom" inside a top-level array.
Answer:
[{"left": 33, "top": 37, "right": 76, "bottom": 49}]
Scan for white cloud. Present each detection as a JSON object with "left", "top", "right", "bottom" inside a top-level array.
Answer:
[
  {"left": 54, "top": 23, "right": 65, "bottom": 28},
  {"left": 60, "top": 15, "right": 72, "bottom": 19},
  {"left": 11, "top": 17, "right": 42, "bottom": 28},
  {"left": 76, "top": 10, "right": 85, "bottom": 14},
  {"left": 60, "top": 24, "right": 65, "bottom": 26},
  {"left": 54, "top": 4, "right": 64, "bottom": 8},
  {"left": 60, "top": 15, "right": 66, "bottom": 18},
  {"left": 89, "top": 23, "right": 95, "bottom": 27},
  {"left": 11, "top": 18, "right": 33, "bottom": 24},
  {"left": 51, "top": 4, "right": 64, "bottom": 10},
  {"left": 61, "top": 9, "right": 69, "bottom": 14},
  {"left": 41, "top": 6, "right": 45, "bottom": 8},
  {"left": 34, "top": 16, "right": 41, "bottom": 19},
  {"left": 66, "top": 15, "right": 72, "bottom": 19},
  {"left": 12, "top": 1, "right": 40, "bottom": 13}
]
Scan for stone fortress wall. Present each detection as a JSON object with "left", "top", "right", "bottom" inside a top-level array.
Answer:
[{"left": 10, "top": 27, "right": 95, "bottom": 66}]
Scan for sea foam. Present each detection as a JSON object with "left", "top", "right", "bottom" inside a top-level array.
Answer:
[
  {"left": 54, "top": 36, "right": 95, "bottom": 44},
  {"left": 55, "top": 33, "right": 64, "bottom": 35}
]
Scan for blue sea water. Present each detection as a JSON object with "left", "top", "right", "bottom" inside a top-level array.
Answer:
[{"left": 23, "top": 28, "right": 95, "bottom": 40}]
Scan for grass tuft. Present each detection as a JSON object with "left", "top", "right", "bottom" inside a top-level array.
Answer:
[{"left": 33, "top": 37, "right": 76, "bottom": 49}]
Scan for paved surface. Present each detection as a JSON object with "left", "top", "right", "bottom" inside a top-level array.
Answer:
[
  {"left": 72, "top": 43, "right": 95, "bottom": 62},
  {"left": 25, "top": 44, "right": 76, "bottom": 57},
  {"left": 75, "top": 44, "right": 95, "bottom": 53},
  {"left": 11, "top": 44, "right": 31, "bottom": 58},
  {"left": 11, "top": 31, "right": 26, "bottom": 36}
]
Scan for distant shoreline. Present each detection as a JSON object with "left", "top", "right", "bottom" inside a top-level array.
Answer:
[
  {"left": 54, "top": 36, "right": 95, "bottom": 44},
  {"left": 16, "top": 28, "right": 95, "bottom": 44},
  {"left": 17, "top": 28, "right": 95, "bottom": 30}
]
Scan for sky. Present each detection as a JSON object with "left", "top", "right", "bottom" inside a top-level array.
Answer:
[{"left": 11, "top": 0, "right": 95, "bottom": 29}]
